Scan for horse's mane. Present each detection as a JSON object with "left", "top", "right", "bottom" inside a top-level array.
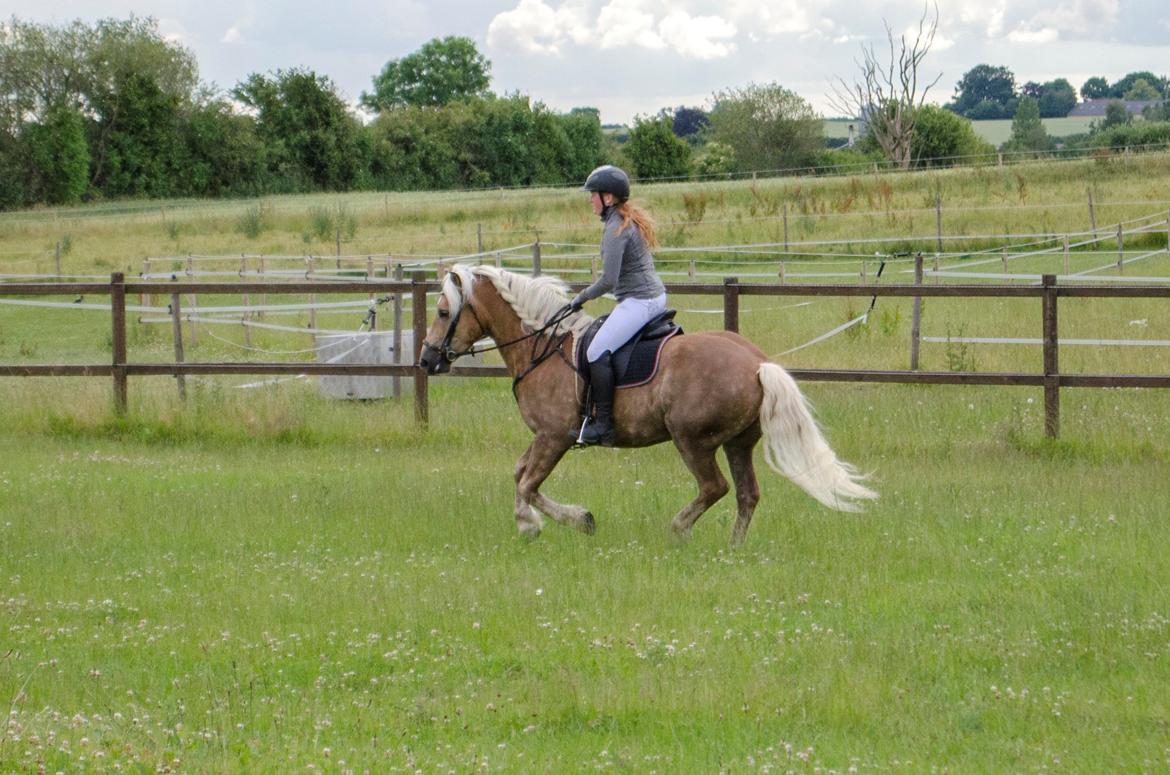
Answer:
[{"left": 443, "top": 264, "right": 595, "bottom": 339}]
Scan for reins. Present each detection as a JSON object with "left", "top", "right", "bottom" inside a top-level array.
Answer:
[{"left": 424, "top": 294, "right": 579, "bottom": 392}]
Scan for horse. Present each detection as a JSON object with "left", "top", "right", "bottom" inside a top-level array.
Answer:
[{"left": 418, "top": 265, "right": 877, "bottom": 544}]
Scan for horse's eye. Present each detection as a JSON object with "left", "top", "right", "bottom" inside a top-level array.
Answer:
[{"left": 438, "top": 309, "right": 450, "bottom": 319}]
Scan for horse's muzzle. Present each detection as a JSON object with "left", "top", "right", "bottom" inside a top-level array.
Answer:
[{"left": 418, "top": 343, "right": 453, "bottom": 375}]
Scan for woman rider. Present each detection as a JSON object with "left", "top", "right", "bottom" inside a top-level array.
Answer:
[{"left": 568, "top": 165, "right": 667, "bottom": 446}]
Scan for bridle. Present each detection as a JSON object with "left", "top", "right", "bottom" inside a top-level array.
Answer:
[{"left": 423, "top": 286, "right": 579, "bottom": 388}]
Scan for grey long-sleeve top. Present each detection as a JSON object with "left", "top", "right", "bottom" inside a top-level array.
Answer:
[{"left": 573, "top": 208, "right": 665, "bottom": 305}]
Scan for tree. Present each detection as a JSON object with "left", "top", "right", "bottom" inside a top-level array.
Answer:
[
  {"left": 711, "top": 82, "right": 823, "bottom": 172},
  {"left": 89, "top": 70, "right": 184, "bottom": 198},
  {"left": 559, "top": 109, "right": 604, "bottom": 183},
  {"left": 829, "top": 4, "right": 940, "bottom": 169},
  {"left": 1036, "top": 79, "right": 1077, "bottom": 118},
  {"left": 1101, "top": 100, "right": 1132, "bottom": 129},
  {"left": 909, "top": 104, "right": 994, "bottom": 166},
  {"left": 671, "top": 106, "right": 709, "bottom": 141},
  {"left": 624, "top": 113, "right": 691, "bottom": 180},
  {"left": 1081, "top": 77, "right": 1110, "bottom": 100},
  {"left": 1110, "top": 71, "right": 1166, "bottom": 99},
  {"left": 948, "top": 64, "right": 1017, "bottom": 118},
  {"left": 0, "top": 16, "right": 199, "bottom": 132},
  {"left": 1, "top": 16, "right": 202, "bottom": 198},
  {"left": 20, "top": 104, "right": 89, "bottom": 204},
  {"left": 362, "top": 37, "right": 490, "bottom": 111},
  {"left": 1123, "top": 78, "right": 1161, "bottom": 101},
  {"left": 180, "top": 100, "right": 266, "bottom": 197},
  {"left": 1003, "top": 96, "right": 1049, "bottom": 154},
  {"left": 234, "top": 69, "right": 366, "bottom": 191}
]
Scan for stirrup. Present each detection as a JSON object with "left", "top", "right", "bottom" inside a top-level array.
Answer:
[{"left": 577, "top": 416, "right": 614, "bottom": 447}]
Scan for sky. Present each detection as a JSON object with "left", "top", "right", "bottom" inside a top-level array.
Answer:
[{"left": 6, "top": 0, "right": 1170, "bottom": 124}]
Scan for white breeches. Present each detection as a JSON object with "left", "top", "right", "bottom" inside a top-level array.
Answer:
[{"left": 586, "top": 294, "right": 668, "bottom": 362}]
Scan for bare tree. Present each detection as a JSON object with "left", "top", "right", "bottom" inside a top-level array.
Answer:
[{"left": 829, "top": 4, "right": 941, "bottom": 169}]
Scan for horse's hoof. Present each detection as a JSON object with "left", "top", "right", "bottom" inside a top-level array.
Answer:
[
  {"left": 517, "top": 523, "right": 542, "bottom": 540},
  {"left": 579, "top": 511, "right": 596, "bottom": 535}
]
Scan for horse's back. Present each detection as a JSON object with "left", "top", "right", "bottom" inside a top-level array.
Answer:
[{"left": 642, "top": 331, "right": 768, "bottom": 442}]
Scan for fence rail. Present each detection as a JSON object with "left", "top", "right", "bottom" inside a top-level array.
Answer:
[{"left": 2, "top": 272, "right": 1169, "bottom": 437}]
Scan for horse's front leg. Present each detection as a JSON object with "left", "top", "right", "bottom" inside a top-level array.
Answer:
[{"left": 514, "top": 433, "right": 595, "bottom": 537}]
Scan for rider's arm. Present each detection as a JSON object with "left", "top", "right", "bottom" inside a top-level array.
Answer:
[{"left": 573, "top": 222, "right": 627, "bottom": 307}]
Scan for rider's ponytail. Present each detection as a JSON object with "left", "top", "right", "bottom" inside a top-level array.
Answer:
[{"left": 614, "top": 200, "right": 659, "bottom": 250}]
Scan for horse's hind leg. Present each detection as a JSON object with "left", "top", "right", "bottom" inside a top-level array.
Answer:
[
  {"left": 515, "top": 434, "right": 595, "bottom": 537},
  {"left": 724, "top": 440, "right": 761, "bottom": 546},
  {"left": 669, "top": 439, "right": 730, "bottom": 539}
]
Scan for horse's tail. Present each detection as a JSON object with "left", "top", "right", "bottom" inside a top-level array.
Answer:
[{"left": 757, "top": 362, "right": 878, "bottom": 512}]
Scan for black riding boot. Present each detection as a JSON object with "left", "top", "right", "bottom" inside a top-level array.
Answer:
[{"left": 579, "top": 351, "right": 616, "bottom": 446}]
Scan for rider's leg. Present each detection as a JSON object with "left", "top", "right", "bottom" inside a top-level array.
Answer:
[{"left": 579, "top": 351, "right": 615, "bottom": 446}]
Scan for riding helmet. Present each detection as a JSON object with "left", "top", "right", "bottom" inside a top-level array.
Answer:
[{"left": 581, "top": 165, "right": 630, "bottom": 202}]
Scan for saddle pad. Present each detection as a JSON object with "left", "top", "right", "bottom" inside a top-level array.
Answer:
[
  {"left": 613, "top": 328, "right": 680, "bottom": 388},
  {"left": 575, "top": 319, "right": 682, "bottom": 389}
]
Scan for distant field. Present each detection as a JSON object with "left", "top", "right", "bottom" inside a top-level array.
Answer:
[{"left": 824, "top": 116, "right": 1097, "bottom": 147}]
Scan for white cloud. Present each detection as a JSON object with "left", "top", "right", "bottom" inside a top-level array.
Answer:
[
  {"left": 658, "top": 11, "right": 736, "bottom": 59},
  {"left": 596, "top": 0, "right": 664, "bottom": 50},
  {"left": 1007, "top": 25, "right": 1059, "bottom": 44},
  {"left": 1002, "top": 0, "right": 1119, "bottom": 42},
  {"left": 221, "top": 5, "right": 256, "bottom": 45},
  {"left": 487, "top": 0, "right": 591, "bottom": 54},
  {"left": 726, "top": 0, "right": 814, "bottom": 37}
]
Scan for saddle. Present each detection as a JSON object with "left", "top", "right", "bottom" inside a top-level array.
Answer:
[{"left": 575, "top": 309, "right": 682, "bottom": 389}]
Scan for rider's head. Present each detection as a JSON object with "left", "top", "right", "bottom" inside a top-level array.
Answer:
[{"left": 581, "top": 165, "right": 630, "bottom": 207}]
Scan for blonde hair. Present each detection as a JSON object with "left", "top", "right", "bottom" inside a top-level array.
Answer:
[{"left": 613, "top": 200, "right": 659, "bottom": 250}]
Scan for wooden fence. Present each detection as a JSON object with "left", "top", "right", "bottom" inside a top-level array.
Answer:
[{"left": 2, "top": 272, "right": 1169, "bottom": 438}]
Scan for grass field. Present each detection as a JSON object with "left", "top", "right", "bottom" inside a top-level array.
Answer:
[{"left": 2, "top": 156, "right": 1170, "bottom": 771}]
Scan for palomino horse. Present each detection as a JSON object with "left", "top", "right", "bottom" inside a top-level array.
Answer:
[{"left": 419, "top": 265, "right": 876, "bottom": 544}]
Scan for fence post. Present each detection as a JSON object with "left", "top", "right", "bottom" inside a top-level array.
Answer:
[
  {"left": 411, "top": 271, "right": 429, "bottom": 426},
  {"left": 1042, "top": 274, "right": 1059, "bottom": 439},
  {"left": 1117, "top": 223, "right": 1124, "bottom": 273},
  {"left": 911, "top": 253, "right": 923, "bottom": 370},
  {"left": 1087, "top": 189, "right": 1097, "bottom": 237},
  {"left": 170, "top": 293, "right": 187, "bottom": 403},
  {"left": 783, "top": 203, "right": 789, "bottom": 254},
  {"left": 723, "top": 277, "right": 739, "bottom": 333},
  {"left": 532, "top": 239, "right": 542, "bottom": 277},
  {"left": 111, "top": 273, "right": 128, "bottom": 414},
  {"left": 935, "top": 193, "right": 943, "bottom": 254},
  {"left": 393, "top": 263, "right": 403, "bottom": 400}
]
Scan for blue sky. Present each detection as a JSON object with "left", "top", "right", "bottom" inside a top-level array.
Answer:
[{"left": 7, "top": 0, "right": 1169, "bottom": 123}]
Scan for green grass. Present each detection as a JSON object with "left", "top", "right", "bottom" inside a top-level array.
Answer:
[
  {"left": 1, "top": 378, "right": 1168, "bottom": 772},
  {"left": 2, "top": 157, "right": 1170, "bottom": 770}
]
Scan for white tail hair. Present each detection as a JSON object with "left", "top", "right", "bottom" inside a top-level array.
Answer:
[{"left": 757, "top": 363, "right": 878, "bottom": 512}]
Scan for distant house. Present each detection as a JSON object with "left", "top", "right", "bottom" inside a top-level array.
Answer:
[{"left": 1068, "top": 99, "right": 1162, "bottom": 118}]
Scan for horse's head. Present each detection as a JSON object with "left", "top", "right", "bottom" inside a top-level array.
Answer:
[{"left": 419, "top": 267, "right": 486, "bottom": 375}]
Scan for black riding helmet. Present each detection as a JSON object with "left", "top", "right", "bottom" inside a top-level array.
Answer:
[{"left": 581, "top": 165, "right": 630, "bottom": 202}]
